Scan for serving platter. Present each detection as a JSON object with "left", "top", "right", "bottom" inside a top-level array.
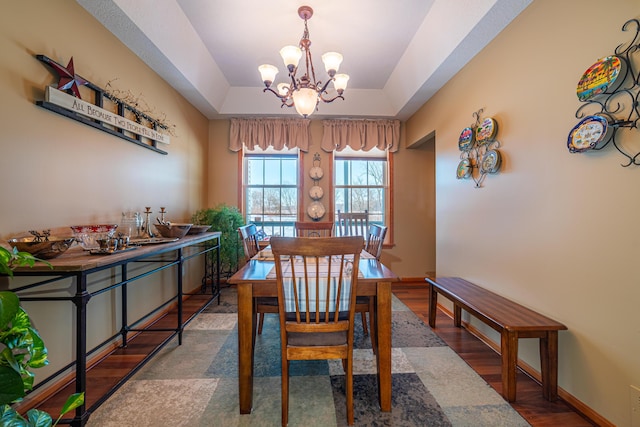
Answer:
[
  {"left": 89, "top": 247, "right": 138, "bottom": 255},
  {"left": 129, "top": 237, "right": 179, "bottom": 245}
]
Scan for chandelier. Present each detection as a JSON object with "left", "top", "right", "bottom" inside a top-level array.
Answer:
[{"left": 258, "top": 5, "right": 349, "bottom": 118}]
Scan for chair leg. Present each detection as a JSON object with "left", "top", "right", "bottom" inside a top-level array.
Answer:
[
  {"left": 258, "top": 312, "right": 265, "bottom": 335},
  {"left": 369, "top": 299, "right": 377, "bottom": 355},
  {"left": 360, "top": 312, "right": 368, "bottom": 335},
  {"left": 282, "top": 359, "right": 289, "bottom": 427},
  {"left": 346, "top": 354, "right": 354, "bottom": 425}
]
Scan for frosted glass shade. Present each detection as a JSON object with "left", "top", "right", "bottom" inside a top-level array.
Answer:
[
  {"left": 321, "top": 52, "right": 343, "bottom": 74},
  {"left": 292, "top": 88, "right": 318, "bottom": 117},
  {"left": 258, "top": 64, "right": 278, "bottom": 86},
  {"left": 280, "top": 45, "right": 302, "bottom": 69},
  {"left": 333, "top": 74, "right": 350, "bottom": 92}
]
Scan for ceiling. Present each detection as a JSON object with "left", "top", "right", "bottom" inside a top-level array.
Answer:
[{"left": 77, "top": 0, "right": 531, "bottom": 121}]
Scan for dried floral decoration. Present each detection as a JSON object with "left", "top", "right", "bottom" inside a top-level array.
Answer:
[{"left": 104, "top": 79, "right": 177, "bottom": 137}]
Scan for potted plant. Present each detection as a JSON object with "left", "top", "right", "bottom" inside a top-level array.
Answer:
[
  {"left": 0, "top": 246, "right": 84, "bottom": 426},
  {"left": 191, "top": 204, "right": 245, "bottom": 279}
]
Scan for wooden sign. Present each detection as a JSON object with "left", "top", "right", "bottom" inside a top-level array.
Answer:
[
  {"left": 45, "top": 87, "right": 170, "bottom": 144},
  {"left": 36, "top": 54, "right": 170, "bottom": 155}
]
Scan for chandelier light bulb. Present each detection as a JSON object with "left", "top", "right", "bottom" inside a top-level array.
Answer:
[
  {"left": 258, "top": 64, "right": 278, "bottom": 87},
  {"left": 321, "top": 52, "right": 343, "bottom": 76},
  {"left": 280, "top": 45, "right": 302, "bottom": 72},
  {"left": 333, "top": 74, "right": 350, "bottom": 94},
  {"left": 292, "top": 88, "right": 318, "bottom": 117}
]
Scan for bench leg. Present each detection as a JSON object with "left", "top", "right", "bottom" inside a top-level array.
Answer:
[
  {"left": 428, "top": 284, "right": 438, "bottom": 328},
  {"left": 540, "top": 331, "right": 559, "bottom": 401},
  {"left": 453, "top": 304, "right": 462, "bottom": 327},
  {"left": 501, "top": 330, "right": 518, "bottom": 402}
]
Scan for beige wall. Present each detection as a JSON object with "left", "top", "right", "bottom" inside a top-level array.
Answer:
[
  {"left": 207, "top": 119, "right": 436, "bottom": 278},
  {"left": 406, "top": 1, "right": 639, "bottom": 425},
  {"left": 1, "top": 1, "right": 209, "bottom": 385}
]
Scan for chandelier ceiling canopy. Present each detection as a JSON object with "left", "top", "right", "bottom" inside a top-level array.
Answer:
[{"left": 258, "top": 5, "right": 349, "bottom": 118}]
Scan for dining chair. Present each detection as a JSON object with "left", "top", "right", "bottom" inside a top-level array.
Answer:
[
  {"left": 294, "top": 221, "right": 334, "bottom": 237},
  {"left": 238, "top": 224, "right": 278, "bottom": 335},
  {"left": 360, "top": 223, "right": 388, "bottom": 353},
  {"left": 364, "top": 224, "right": 387, "bottom": 260},
  {"left": 336, "top": 211, "right": 375, "bottom": 340},
  {"left": 336, "top": 210, "right": 369, "bottom": 237},
  {"left": 270, "top": 236, "right": 363, "bottom": 426},
  {"left": 294, "top": 220, "right": 371, "bottom": 338}
]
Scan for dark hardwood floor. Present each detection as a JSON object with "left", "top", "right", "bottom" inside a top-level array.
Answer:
[
  {"left": 393, "top": 281, "right": 596, "bottom": 427},
  {"left": 27, "top": 283, "right": 595, "bottom": 426}
]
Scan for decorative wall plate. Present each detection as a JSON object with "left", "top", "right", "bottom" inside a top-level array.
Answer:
[
  {"left": 567, "top": 115, "right": 609, "bottom": 153},
  {"left": 576, "top": 55, "right": 622, "bottom": 101},
  {"left": 307, "top": 201, "right": 326, "bottom": 220},
  {"left": 456, "top": 159, "right": 472, "bottom": 179},
  {"left": 309, "top": 185, "right": 324, "bottom": 200},
  {"left": 480, "top": 149, "right": 502, "bottom": 174},
  {"left": 458, "top": 127, "right": 475, "bottom": 151},
  {"left": 309, "top": 166, "right": 324, "bottom": 179},
  {"left": 475, "top": 117, "right": 498, "bottom": 144}
]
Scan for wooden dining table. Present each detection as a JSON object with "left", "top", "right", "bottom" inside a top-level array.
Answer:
[{"left": 228, "top": 250, "right": 398, "bottom": 414}]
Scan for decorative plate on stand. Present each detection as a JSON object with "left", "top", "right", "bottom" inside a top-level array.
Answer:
[
  {"left": 576, "top": 55, "right": 622, "bottom": 101},
  {"left": 456, "top": 158, "right": 472, "bottom": 179},
  {"left": 480, "top": 149, "right": 502, "bottom": 174},
  {"left": 458, "top": 127, "right": 475, "bottom": 151},
  {"left": 475, "top": 117, "right": 498, "bottom": 144},
  {"left": 567, "top": 115, "right": 610, "bottom": 153}
]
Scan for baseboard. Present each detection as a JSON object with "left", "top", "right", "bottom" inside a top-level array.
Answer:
[{"left": 435, "top": 303, "right": 613, "bottom": 427}]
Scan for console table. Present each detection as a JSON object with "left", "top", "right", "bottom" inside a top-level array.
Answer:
[{"left": 8, "top": 232, "right": 221, "bottom": 426}]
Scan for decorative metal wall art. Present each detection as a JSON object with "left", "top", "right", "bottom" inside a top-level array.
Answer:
[
  {"left": 456, "top": 109, "right": 503, "bottom": 188},
  {"left": 568, "top": 18, "right": 640, "bottom": 166}
]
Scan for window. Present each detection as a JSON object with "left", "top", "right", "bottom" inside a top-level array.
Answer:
[
  {"left": 334, "top": 147, "right": 388, "bottom": 226},
  {"left": 243, "top": 147, "right": 298, "bottom": 237}
]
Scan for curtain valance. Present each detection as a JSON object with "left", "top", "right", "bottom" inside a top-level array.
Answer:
[
  {"left": 320, "top": 119, "right": 400, "bottom": 153},
  {"left": 229, "top": 118, "right": 311, "bottom": 152}
]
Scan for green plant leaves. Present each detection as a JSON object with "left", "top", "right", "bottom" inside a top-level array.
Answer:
[
  {"left": 0, "top": 404, "right": 29, "bottom": 426},
  {"left": 53, "top": 393, "right": 84, "bottom": 426},
  {"left": 192, "top": 204, "right": 245, "bottom": 278},
  {"left": 0, "top": 292, "right": 19, "bottom": 330},
  {"left": 26, "top": 409, "right": 52, "bottom": 427},
  {"left": 0, "top": 365, "right": 25, "bottom": 405}
]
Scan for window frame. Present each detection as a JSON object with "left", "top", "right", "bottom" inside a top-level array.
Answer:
[
  {"left": 239, "top": 147, "right": 301, "bottom": 238},
  {"left": 332, "top": 149, "right": 394, "bottom": 246}
]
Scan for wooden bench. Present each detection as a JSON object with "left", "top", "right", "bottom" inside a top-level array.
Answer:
[{"left": 425, "top": 276, "right": 567, "bottom": 402}]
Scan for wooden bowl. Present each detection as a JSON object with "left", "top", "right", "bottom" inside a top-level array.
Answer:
[
  {"left": 154, "top": 223, "right": 192, "bottom": 239},
  {"left": 8, "top": 236, "right": 76, "bottom": 259},
  {"left": 187, "top": 225, "right": 211, "bottom": 235}
]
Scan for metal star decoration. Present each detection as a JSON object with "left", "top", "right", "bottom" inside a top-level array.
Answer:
[{"left": 47, "top": 57, "right": 88, "bottom": 99}]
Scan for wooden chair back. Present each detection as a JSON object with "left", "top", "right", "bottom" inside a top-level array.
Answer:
[
  {"left": 270, "top": 236, "right": 363, "bottom": 426},
  {"left": 337, "top": 210, "right": 369, "bottom": 237},
  {"left": 294, "top": 221, "right": 334, "bottom": 237},
  {"left": 238, "top": 223, "right": 260, "bottom": 260},
  {"left": 240, "top": 223, "right": 277, "bottom": 334},
  {"left": 364, "top": 224, "right": 387, "bottom": 260}
]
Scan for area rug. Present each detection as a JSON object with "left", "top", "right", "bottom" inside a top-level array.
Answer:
[{"left": 87, "top": 288, "right": 529, "bottom": 427}]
